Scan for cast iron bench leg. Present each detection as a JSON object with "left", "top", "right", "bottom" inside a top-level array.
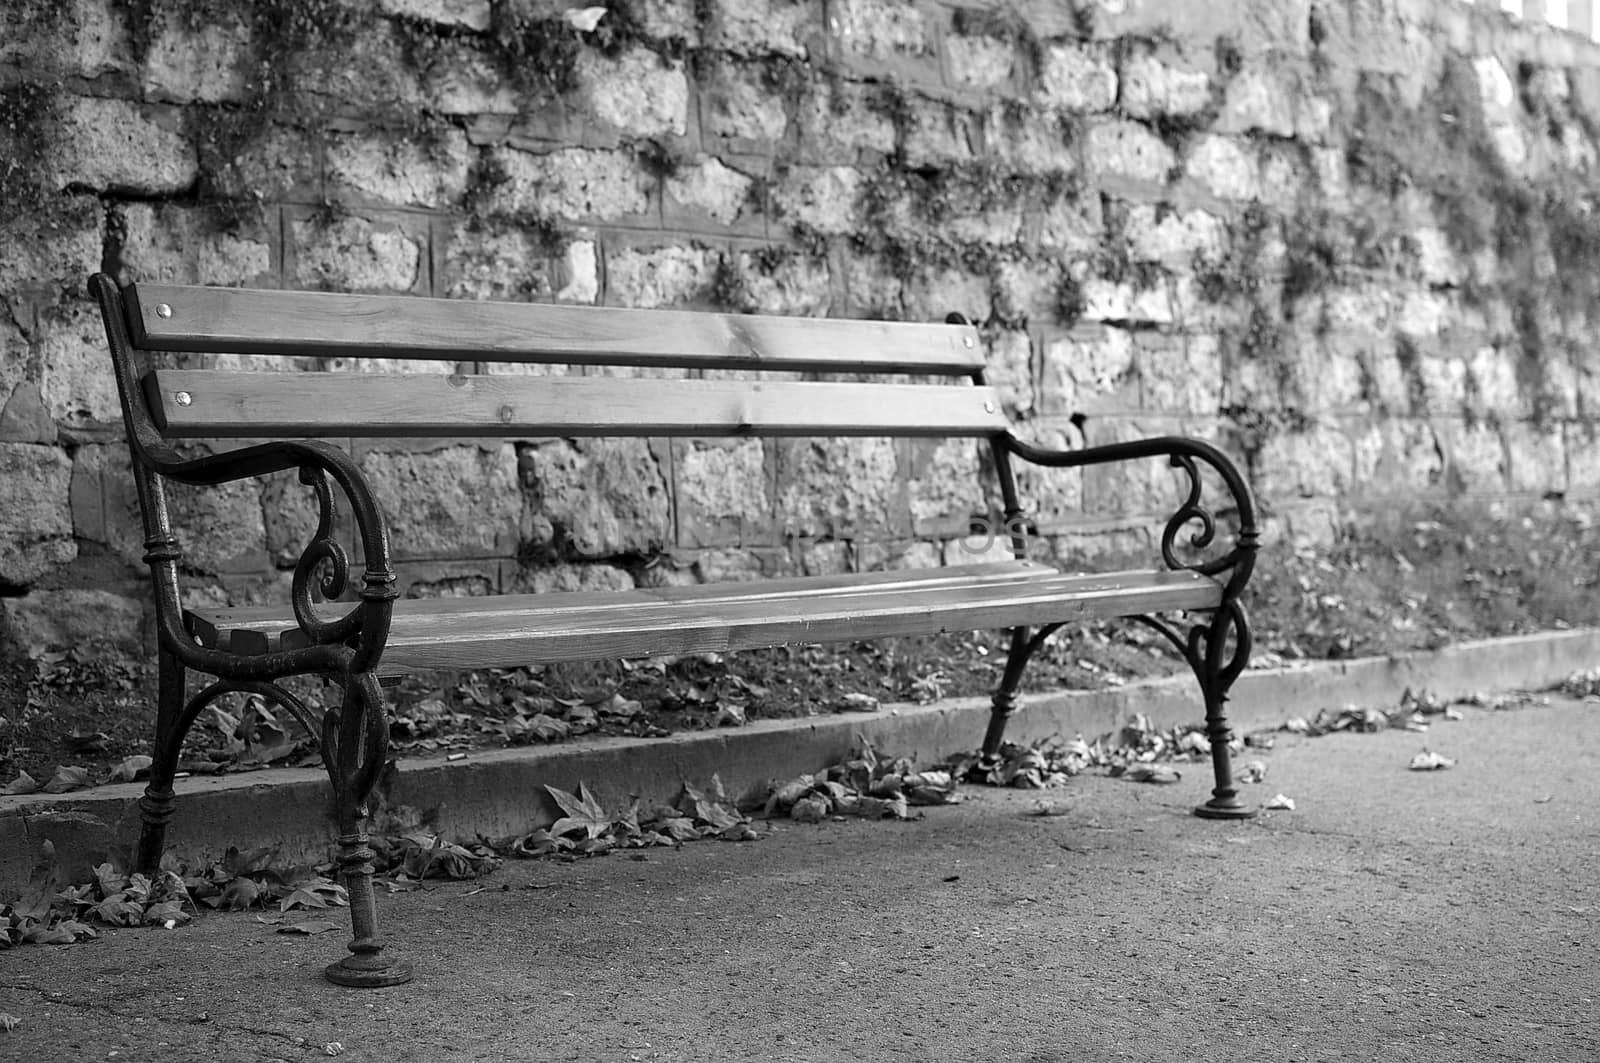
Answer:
[
  {"left": 135, "top": 646, "right": 187, "bottom": 875},
  {"left": 323, "top": 670, "right": 413, "bottom": 988}
]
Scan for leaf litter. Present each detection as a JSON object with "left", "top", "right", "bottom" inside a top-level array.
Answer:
[{"left": 6, "top": 673, "right": 1576, "bottom": 946}]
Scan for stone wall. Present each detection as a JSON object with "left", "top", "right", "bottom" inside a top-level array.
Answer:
[{"left": 4, "top": 0, "right": 1600, "bottom": 659}]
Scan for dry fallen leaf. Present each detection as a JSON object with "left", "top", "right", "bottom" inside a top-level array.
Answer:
[
  {"left": 0, "top": 1012, "right": 19, "bottom": 1031},
  {"left": 1122, "top": 764, "right": 1181, "bottom": 784},
  {"left": 278, "top": 919, "right": 342, "bottom": 935},
  {"left": 1264, "top": 793, "right": 1295, "bottom": 811},
  {"left": 1408, "top": 750, "right": 1456, "bottom": 771}
]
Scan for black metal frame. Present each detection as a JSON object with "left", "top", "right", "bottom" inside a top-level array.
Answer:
[
  {"left": 91, "top": 274, "right": 410, "bottom": 987},
  {"left": 956, "top": 315, "right": 1261, "bottom": 820},
  {"left": 92, "top": 281, "right": 1262, "bottom": 989}
]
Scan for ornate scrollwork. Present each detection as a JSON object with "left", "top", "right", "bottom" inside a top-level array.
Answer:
[{"left": 291, "top": 465, "right": 364, "bottom": 648}]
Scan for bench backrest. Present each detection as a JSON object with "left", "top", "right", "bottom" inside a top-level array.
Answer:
[{"left": 119, "top": 282, "right": 1006, "bottom": 441}]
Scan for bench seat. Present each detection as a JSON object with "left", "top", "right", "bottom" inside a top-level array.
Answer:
[{"left": 187, "top": 561, "right": 1223, "bottom": 675}]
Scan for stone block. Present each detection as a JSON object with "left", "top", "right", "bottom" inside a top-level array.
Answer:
[
  {"left": 111, "top": 202, "right": 273, "bottom": 288},
  {"left": 0, "top": 589, "right": 144, "bottom": 658},
  {"left": 0, "top": 443, "right": 76, "bottom": 584},
  {"left": 0, "top": 0, "right": 124, "bottom": 80},
  {"left": 1215, "top": 67, "right": 1298, "bottom": 139},
  {"left": 1118, "top": 48, "right": 1212, "bottom": 119},
  {"left": 378, "top": 0, "right": 491, "bottom": 30},
  {"left": 899, "top": 265, "right": 992, "bottom": 326},
  {"left": 664, "top": 157, "right": 756, "bottom": 228},
  {"left": 0, "top": 380, "right": 53, "bottom": 445},
  {"left": 576, "top": 48, "right": 689, "bottom": 139},
  {"left": 514, "top": 563, "right": 637, "bottom": 594},
  {"left": 792, "top": 537, "right": 851, "bottom": 576},
  {"left": 481, "top": 147, "right": 654, "bottom": 222},
  {"left": 283, "top": 18, "right": 424, "bottom": 116},
  {"left": 726, "top": 249, "right": 833, "bottom": 316},
  {"left": 992, "top": 260, "right": 1061, "bottom": 330},
  {"left": 1080, "top": 277, "right": 1172, "bottom": 326},
  {"left": 1564, "top": 423, "right": 1600, "bottom": 496},
  {"left": 438, "top": 218, "right": 556, "bottom": 302},
  {"left": 855, "top": 539, "right": 941, "bottom": 572},
  {"left": 798, "top": 80, "right": 896, "bottom": 162},
  {"left": 1465, "top": 345, "right": 1521, "bottom": 418},
  {"left": 606, "top": 243, "right": 720, "bottom": 309},
  {"left": 777, "top": 438, "right": 906, "bottom": 538},
  {"left": 0, "top": 195, "right": 102, "bottom": 304},
  {"left": 1041, "top": 324, "right": 1137, "bottom": 416},
  {"left": 364, "top": 444, "right": 521, "bottom": 559},
  {"left": 1437, "top": 420, "right": 1507, "bottom": 495},
  {"left": 839, "top": 250, "right": 904, "bottom": 320},
  {"left": 1352, "top": 419, "right": 1445, "bottom": 496},
  {"left": 1183, "top": 135, "right": 1259, "bottom": 202},
  {"left": 43, "top": 97, "right": 194, "bottom": 197},
  {"left": 1010, "top": 428, "right": 1083, "bottom": 530},
  {"left": 288, "top": 210, "right": 428, "bottom": 294},
  {"left": 1137, "top": 331, "right": 1222, "bottom": 414},
  {"left": 986, "top": 330, "right": 1035, "bottom": 416},
  {"left": 771, "top": 166, "right": 864, "bottom": 235},
  {"left": 421, "top": 39, "right": 519, "bottom": 115},
  {"left": 327, "top": 127, "right": 471, "bottom": 210},
  {"left": 1254, "top": 420, "right": 1357, "bottom": 502},
  {"left": 518, "top": 439, "right": 670, "bottom": 558},
  {"left": 1124, "top": 203, "right": 1225, "bottom": 267},
  {"left": 944, "top": 33, "right": 1015, "bottom": 90},
  {"left": 983, "top": 108, "right": 1078, "bottom": 174},
  {"left": 830, "top": 0, "right": 933, "bottom": 63},
  {"left": 68, "top": 443, "right": 139, "bottom": 563},
  {"left": 1032, "top": 193, "right": 1103, "bottom": 254},
  {"left": 1504, "top": 422, "right": 1567, "bottom": 495},
  {"left": 557, "top": 239, "right": 600, "bottom": 304},
  {"left": 0, "top": 318, "right": 30, "bottom": 410},
  {"left": 395, "top": 561, "right": 503, "bottom": 599},
  {"left": 37, "top": 300, "right": 119, "bottom": 428},
  {"left": 693, "top": 547, "right": 783, "bottom": 583},
  {"left": 1036, "top": 41, "right": 1118, "bottom": 111},
  {"left": 704, "top": 0, "right": 813, "bottom": 56},
  {"left": 203, "top": 123, "right": 322, "bottom": 206},
  {"left": 140, "top": 5, "right": 252, "bottom": 103},
  {"left": 900, "top": 97, "right": 978, "bottom": 167},
  {"left": 165, "top": 474, "right": 270, "bottom": 575},
  {"left": 676, "top": 439, "right": 772, "bottom": 547},
  {"left": 701, "top": 61, "right": 790, "bottom": 145},
  {"left": 258, "top": 468, "right": 331, "bottom": 571},
  {"left": 1085, "top": 119, "right": 1176, "bottom": 189},
  {"left": 905, "top": 437, "right": 986, "bottom": 536}
]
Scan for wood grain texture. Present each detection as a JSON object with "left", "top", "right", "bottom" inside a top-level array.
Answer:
[
  {"left": 186, "top": 565, "right": 1223, "bottom": 675},
  {"left": 127, "top": 283, "right": 985, "bottom": 375},
  {"left": 143, "top": 370, "right": 1010, "bottom": 438}
]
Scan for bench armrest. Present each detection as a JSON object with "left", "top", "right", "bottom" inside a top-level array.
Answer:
[
  {"left": 146, "top": 439, "right": 398, "bottom": 676},
  {"left": 1000, "top": 432, "right": 1259, "bottom": 600}
]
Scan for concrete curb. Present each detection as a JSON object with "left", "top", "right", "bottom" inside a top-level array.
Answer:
[{"left": 4, "top": 627, "right": 1597, "bottom": 897}]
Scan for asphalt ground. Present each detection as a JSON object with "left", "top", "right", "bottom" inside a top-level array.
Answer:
[{"left": 2, "top": 689, "right": 1596, "bottom": 1062}]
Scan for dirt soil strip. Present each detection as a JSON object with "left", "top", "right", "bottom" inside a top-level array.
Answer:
[{"left": 4, "top": 627, "right": 1600, "bottom": 898}]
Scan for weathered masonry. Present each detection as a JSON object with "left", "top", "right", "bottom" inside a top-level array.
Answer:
[{"left": 5, "top": 0, "right": 1600, "bottom": 660}]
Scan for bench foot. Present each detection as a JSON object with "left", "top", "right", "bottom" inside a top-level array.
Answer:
[
  {"left": 326, "top": 954, "right": 414, "bottom": 988},
  {"left": 1193, "top": 797, "right": 1256, "bottom": 820}
]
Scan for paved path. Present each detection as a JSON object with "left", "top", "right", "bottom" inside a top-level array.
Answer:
[{"left": 3, "top": 695, "right": 1596, "bottom": 1062}]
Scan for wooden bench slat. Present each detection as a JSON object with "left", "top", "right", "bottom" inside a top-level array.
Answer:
[
  {"left": 187, "top": 566, "right": 1222, "bottom": 675},
  {"left": 143, "top": 370, "right": 1010, "bottom": 438},
  {"left": 189, "top": 561, "right": 1048, "bottom": 644},
  {"left": 127, "top": 283, "right": 985, "bottom": 375}
]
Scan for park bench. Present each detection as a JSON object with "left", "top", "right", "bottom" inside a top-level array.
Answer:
[{"left": 90, "top": 272, "right": 1261, "bottom": 988}]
